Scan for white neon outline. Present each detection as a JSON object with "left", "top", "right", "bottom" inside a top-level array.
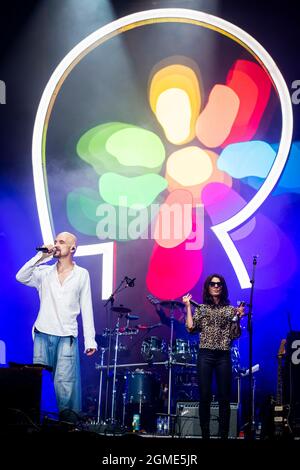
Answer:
[{"left": 32, "top": 8, "right": 293, "bottom": 292}]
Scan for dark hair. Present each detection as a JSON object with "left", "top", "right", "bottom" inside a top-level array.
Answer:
[{"left": 203, "top": 273, "right": 229, "bottom": 306}]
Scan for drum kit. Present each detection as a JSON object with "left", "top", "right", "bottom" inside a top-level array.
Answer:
[
  {"left": 95, "top": 299, "right": 242, "bottom": 433},
  {"left": 95, "top": 300, "right": 202, "bottom": 429}
]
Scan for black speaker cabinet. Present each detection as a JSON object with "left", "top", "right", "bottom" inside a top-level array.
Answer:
[
  {"left": 0, "top": 364, "right": 51, "bottom": 426},
  {"left": 176, "top": 401, "right": 239, "bottom": 437}
]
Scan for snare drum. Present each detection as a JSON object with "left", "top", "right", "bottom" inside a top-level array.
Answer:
[
  {"left": 141, "top": 336, "right": 167, "bottom": 362},
  {"left": 172, "top": 339, "right": 191, "bottom": 362}
]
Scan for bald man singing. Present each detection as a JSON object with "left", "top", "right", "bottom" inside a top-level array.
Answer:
[{"left": 16, "top": 232, "right": 97, "bottom": 421}]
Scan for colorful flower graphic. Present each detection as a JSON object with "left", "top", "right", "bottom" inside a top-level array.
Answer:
[{"left": 67, "top": 57, "right": 292, "bottom": 299}]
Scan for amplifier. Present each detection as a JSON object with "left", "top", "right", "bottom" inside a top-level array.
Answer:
[{"left": 175, "top": 401, "right": 239, "bottom": 437}]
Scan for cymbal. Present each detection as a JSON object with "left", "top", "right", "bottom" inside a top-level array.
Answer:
[
  {"left": 137, "top": 324, "right": 149, "bottom": 330},
  {"left": 160, "top": 300, "right": 184, "bottom": 309},
  {"left": 138, "top": 323, "right": 161, "bottom": 330},
  {"left": 111, "top": 306, "right": 131, "bottom": 314}
]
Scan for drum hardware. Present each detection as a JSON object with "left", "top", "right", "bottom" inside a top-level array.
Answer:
[
  {"left": 95, "top": 333, "right": 109, "bottom": 350},
  {"left": 110, "top": 316, "right": 139, "bottom": 422},
  {"left": 118, "top": 327, "right": 139, "bottom": 336},
  {"left": 96, "top": 360, "right": 197, "bottom": 370},
  {"left": 96, "top": 293, "right": 244, "bottom": 433},
  {"left": 141, "top": 336, "right": 167, "bottom": 362},
  {"left": 125, "top": 314, "right": 139, "bottom": 320},
  {"left": 96, "top": 347, "right": 106, "bottom": 424},
  {"left": 110, "top": 312, "right": 122, "bottom": 423},
  {"left": 102, "top": 274, "right": 137, "bottom": 425},
  {"left": 146, "top": 294, "right": 189, "bottom": 433},
  {"left": 117, "top": 343, "right": 128, "bottom": 353},
  {"left": 122, "top": 392, "right": 126, "bottom": 427},
  {"left": 111, "top": 306, "right": 132, "bottom": 314},
  {"left": 98, "top": 291, "right": 200, "bottom": 432},
  {"left": 95, "top": 359, "right": 197, "bottom": 430},
  {"left": 159, "top": 300, "right": 185, "bottom": 309},
  {"left": 103, "top": 327, "right": 139, "bottom": 337},
  {"left": 137, "top": 323, "right": 161, "bottom": 331}
]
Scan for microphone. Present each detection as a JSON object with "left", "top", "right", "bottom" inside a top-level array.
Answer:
[
  {"left": 36, "top": 247, "right": 50, "bottom": 253},
  {"left": 36, "top": 246, "right": 56, "bottom": 254},
  {"left": 232, "top": 301, "right": 245, "bottom": 322},
  {"left": 125, "top": 276, "right": 136, "bottom": 287}
]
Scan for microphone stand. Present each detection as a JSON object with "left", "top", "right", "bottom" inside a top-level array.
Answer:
[
  {"left": 167, "top": 304, "right": 175, "bottom": 434},
  {"left": 245, "top": 255, "right": 258, "bottom": 440}
]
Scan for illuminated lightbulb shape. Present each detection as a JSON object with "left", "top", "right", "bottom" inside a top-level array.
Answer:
[{"left": 32, "top": 9, "right": 293, "bottom": 299}]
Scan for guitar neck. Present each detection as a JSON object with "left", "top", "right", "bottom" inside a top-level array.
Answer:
[
  {"left": 148, "top": 294, "right": 202, "bottom": 310},
  {"left": 276, "top": 339, "right": 286, "bottom": 405},
  {"left": 276, "top": 356, "right": 283, "bottom": 404}
]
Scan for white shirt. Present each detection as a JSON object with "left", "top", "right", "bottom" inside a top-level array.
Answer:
[{"left": 16, "top": 252, "right": 97, "bottom": 352}]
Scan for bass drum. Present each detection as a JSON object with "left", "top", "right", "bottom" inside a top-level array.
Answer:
[
  {"left": 125, "top": 370, "right": 160, "bottom": 404},
  {"left": 141, "top": 336, "right": 167, "bottom": 362}
]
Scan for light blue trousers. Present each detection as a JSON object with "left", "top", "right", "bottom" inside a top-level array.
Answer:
[{"left": 33, "top": 330, "right": 81, "bottom": 417}]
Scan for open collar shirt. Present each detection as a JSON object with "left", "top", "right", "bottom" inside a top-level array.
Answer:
[{"left": 16, "top": 252, "right": 97, "bottom": 352}]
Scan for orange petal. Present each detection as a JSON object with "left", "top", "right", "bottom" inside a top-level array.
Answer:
[{"left": 196, "top": 84, "right": 240, "bottom": 148}]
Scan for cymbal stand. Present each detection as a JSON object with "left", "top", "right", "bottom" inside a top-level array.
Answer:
[
  {"left": 103, "top": 277, "right": 130, "bottom": 423},
  {"left": 167, "top": 304, "right": 175, "bottom": 433},
  {"left": 122, "top": 392, "right": 126, "bottom": 427},
  {"left": 111, "top": 313, "right": 122, "bottom": 423},
  {"left": 138, "top": 391, "right": 143, "bottom": 415},
  {"left": 96, "top": 347, "right": 106, "bottom": 423}
]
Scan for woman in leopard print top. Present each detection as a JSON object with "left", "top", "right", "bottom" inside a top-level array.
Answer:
[{"left": 183, "top": 274, "right": 244, "bottom": 439}]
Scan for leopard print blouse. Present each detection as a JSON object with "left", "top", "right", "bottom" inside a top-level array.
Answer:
[{"left": 187, "top": 304, "right": 241, "bottom": 350}]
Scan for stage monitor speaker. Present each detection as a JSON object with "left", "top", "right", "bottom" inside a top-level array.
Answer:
[
  {"left": 0, "top": 363, "right": 57, "bottom": 427},
  {"left": 175, "top": 401, "right": 239, "bottom": 437}
]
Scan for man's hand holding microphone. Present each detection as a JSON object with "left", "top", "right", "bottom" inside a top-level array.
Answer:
[{"left": 36, "top": 245, "right": 57, "bottom": 260}]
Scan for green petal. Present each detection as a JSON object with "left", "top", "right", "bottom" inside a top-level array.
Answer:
[
  {"left": 66, "top": 188, "right": 99, "bottom": 236},
  {"left": 99, "top": 173, "right": 168, "bottom": 208},
  {"left": 77, "top": 122, "right": 165, "bottom": 176}
]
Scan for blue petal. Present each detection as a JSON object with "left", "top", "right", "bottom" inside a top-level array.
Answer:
[{"left": 217, "top": 141, "right": 276, "bottom": 178}]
